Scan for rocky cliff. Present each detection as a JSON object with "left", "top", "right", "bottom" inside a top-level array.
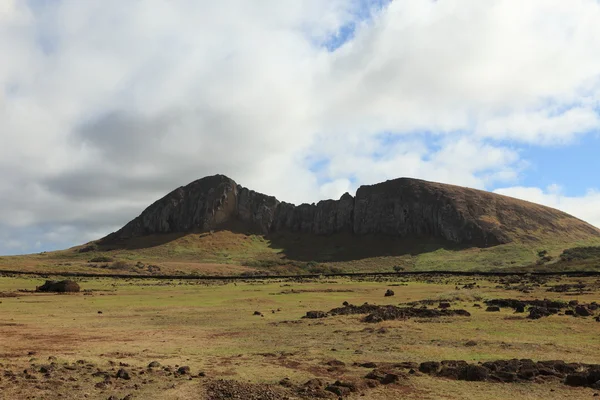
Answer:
[{"left": 103, "top": 174, "right": 600, "bottom": 247}]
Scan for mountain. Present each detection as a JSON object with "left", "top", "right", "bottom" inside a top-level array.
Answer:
[{"left": 102, "top": 174, "right": 600, "bottom": 247}]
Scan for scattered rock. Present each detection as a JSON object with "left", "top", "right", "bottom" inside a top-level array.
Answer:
[
  {"left": 575, "top": 305, "right": 592, "bottom": 317},
  {"left": 384, "top": 289, "right": 395, "bottom": 297},
  {"left": 486, "top": 306, "right": 501, "bottom": 312},
  {"left": 303, "top": 311, "right": 328, "bottom": 319},
  {"left": 464, "top": 365, "right": 489, "bottom": 381},
  {"left": 116, "top": 368, "right": 131, "bottom": 380},
  {"left": 36, "top": 280, "right": 80, "bottom": 293},
  {"left": 325, "top": 384, "right": 351, "bottom": 396},
  {"left": 413, "top": 358, "right": 600, "bottom": 388},
  {"left": 327, "top": 303, "right": 470, "bottom": 323},
  {"left": 359, "top": 362, "right": 378, "bottom": 368},
  {"left": 177, "top": 366, "right": 190, "bottom": 375},
  {"left": 419, "top": 362, "right": 440, "bottom": 374},
  {"left": 515, "top": 305, "right": 525, "bottom": 313},
  {"left": 325, "top": 359, "right": 346, "bottom": 367},
  {"left": 528, "top": 307, "right": 554, "bottom": 320}
]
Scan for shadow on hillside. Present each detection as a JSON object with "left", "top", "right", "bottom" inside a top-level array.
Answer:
[
  {"left": 97, "top": 232, "right": 192, "bottom": 250},
  {"left": 264, "top": 231, "right": 469, "bottom": 262},
  {"left": 98, "top": 225, "right": 469, "bottom": 262}
]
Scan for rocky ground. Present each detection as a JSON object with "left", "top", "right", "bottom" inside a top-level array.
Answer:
[{"left": 1, "top": 273, "right": 600, "bottom": 399}]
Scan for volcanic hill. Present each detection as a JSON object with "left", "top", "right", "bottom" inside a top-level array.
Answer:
[
  {"left": 102, "top": 174, "right": 599, "bottom": 248},
  {"left": 2, "top": 174, "right": 600, "bottom": 276}
]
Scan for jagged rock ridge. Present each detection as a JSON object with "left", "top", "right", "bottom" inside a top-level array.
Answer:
[{"left": 103, "top": 175, "right": 600, "bottom": 247}]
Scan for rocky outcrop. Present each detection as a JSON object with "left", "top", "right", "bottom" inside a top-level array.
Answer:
[
  {"left": 353, "top": 179, "right": 507, "bottom": 246},
  {"left": 102, "top": 174, "right": 600, "bottom": 247}
]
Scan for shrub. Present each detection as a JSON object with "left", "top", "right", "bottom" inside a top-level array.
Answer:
[
  {"left": 537, "top": 250, "right": 548, "bottom": 258},
  {"left": 560, "top": 246, "right": 600, "bottom": 261},
  {"left": 89, "top": 256, "right": 113, "bottom": 263},
  {"left": 78, "top": 243, "right": 98, "bottom": 253},
  {"left": 109, "top": 260, "right": 129, "bottom": 270}
]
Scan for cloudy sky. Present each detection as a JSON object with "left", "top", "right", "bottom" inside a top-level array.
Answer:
[{"left": 1, "top": 0, "right": 600, "bottom": 255}]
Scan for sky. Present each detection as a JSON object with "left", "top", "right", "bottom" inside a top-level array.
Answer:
[{"left": 1, "top": 0, "right": 600, "bottom": 255}]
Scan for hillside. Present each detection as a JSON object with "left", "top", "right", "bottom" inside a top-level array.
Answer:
[
  {"left": 103, "top": 174, "right": 599, "bottom": 246},
  {"left": 1, "top": 175, "right": 600, "bottom": 276}
]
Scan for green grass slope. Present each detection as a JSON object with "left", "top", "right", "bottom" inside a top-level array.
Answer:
[{"left": 2, "top": 230, "right": 600, "bottom": 276}]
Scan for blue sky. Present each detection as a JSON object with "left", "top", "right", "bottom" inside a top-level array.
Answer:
[
  {"left": 515, "top": 135, "right": 600, "bottom": 196},
  {"left": 1, "top": 0, "right": 600, "bottom": 255}
]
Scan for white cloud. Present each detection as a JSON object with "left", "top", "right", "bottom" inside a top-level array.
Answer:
[
  {"left": 477, "top": 107, "right": 600, "bottom": 144},
  {"left": 1, "top": 0, "right": 600, "bottom": 253},
  {"left": 494, "top": 186, "right": 600, "bottom": 228}
]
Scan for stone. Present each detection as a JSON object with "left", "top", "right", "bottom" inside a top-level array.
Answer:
[
  {"left": 419, "top": 361, "right": 440, "bottom": 374},
  {"left": 304, "top": 311, "right": 328, "bottom": 319},
  {"left": 36, "top": 280, "right": 80, "bottom": 293},
  {"left": 116, "top": 369, "right": 130, "bottom": 380},
  {"left": 575, "top": 305, "right": 592, "bottom": 317},
  {"left": 177, "top": 366, "right": 190, "bottom": 375}
]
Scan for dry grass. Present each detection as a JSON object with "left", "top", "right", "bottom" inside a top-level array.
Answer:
[
  {"left": 0, "top": 274, "right": 599, "bottom": 399},
  {"left": 2, "top": 230, "right": 600, "bottom": 277}
]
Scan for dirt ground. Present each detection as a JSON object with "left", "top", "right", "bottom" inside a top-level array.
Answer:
[{"left": 1, "top": 273, "right": 599, "bottom": 399}]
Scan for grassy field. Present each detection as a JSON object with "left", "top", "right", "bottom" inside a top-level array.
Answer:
[
  {"left": 2, "top": 231, "right": 600, "bottom": 276},
  {"left": 1, "top": 273, "right": 599, "bottom": 399}
]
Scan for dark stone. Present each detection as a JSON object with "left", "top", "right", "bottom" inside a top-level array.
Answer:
[
  {"left": 528, "top": 307, "right": 552, "bottom": 320},
  {"left": 464, "top": 365, "right": 489, "bottom": 381},
  {"left": 515, "top": 305, "right": 525, "bottom": 313},
  {"left": 381, "top": 373, "right": 401, "bottom": 384},
  {"left": 36, "top": 280, "right": 80, "bottom": 293},
  {"left": 304, "top": 311, "right": 328, "bottom": 319},
  {"left": 575, "top": 305, "right": 592, "bottom": 317},
  {"left": 326, "top": 359, "right": 345, "bottom": 367},
  {"left": 419, "top": 361, "right": 440, "bottom": 374},
  {"left": 384, "top": 289, "right": 395, "bottom": 297},
  {"left": 325, "top": 385, "right": 350, "bottom": 396},
  {"left": 565, "top": 373, "right": 589, "bottom": 387},
  {"left": 517, "top": 368, "right": 538, "bottom": 380},
  {"left": 486, "top": 306, "right": 500, "bottom": 312},
  {"left": 116, "top": 369, "right": 130, "bottom": 380},
  {"left": 359, "top": 362, "right": 378, "bottom": 368},
  {"left": 177, "top": 366, "right": 190, "bottom": 375},
  {"left": 491, "top": 371, "right": 517, "bottom": 382}
]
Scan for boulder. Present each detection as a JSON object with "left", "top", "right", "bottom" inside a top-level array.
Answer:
[
  {"left": 36, "top": 280, "right": 80, "bottom": 293},
  {"left": 575, "top": 305, "right": 592, "bottom": 317}
]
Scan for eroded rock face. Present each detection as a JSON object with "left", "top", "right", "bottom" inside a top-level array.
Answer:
[
  {"left": 111, "top": 175, "right": 239, "bottom": 238},
  {"left": 353, "top": 179, "right": 506, "bottom": 246},
  {"left": 103, "top": 174, "right": 600, "bottom": 246}
]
